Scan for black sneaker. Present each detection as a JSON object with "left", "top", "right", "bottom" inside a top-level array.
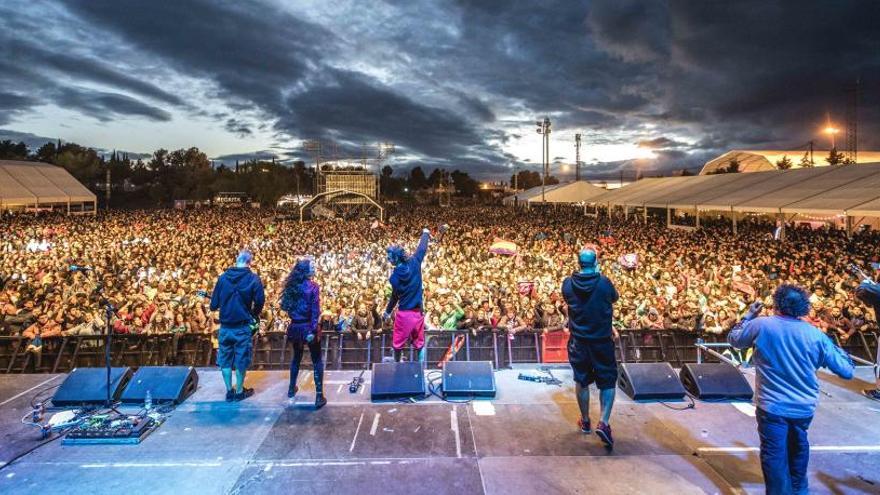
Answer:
[
  {"left": 234, "top": 388, "right": 255, "bottom": 402},
  {"left": 288, "top": 385, "right": 298, "bottom": 399},
  {"left": 577, "top": 417, "right": 591, "bottom": 434},
  {"left": 596, "top": 421, "right": 614, "bottom": 449},
  {"left": 225, "top": 390, "right": 235, "bottom": 402},
  {"left": 315, "top": 395, "right": 327, "bottom": 410},
  {"left": 863, "top": 389, "right": 880, "bottom": 402}
]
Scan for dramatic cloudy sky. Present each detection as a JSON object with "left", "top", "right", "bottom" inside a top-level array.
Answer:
[{"left": 1, "top": 0, "right": 879, "bottom": 179}]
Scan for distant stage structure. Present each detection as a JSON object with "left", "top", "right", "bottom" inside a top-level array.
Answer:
[{"left": 299, "top": 140, "right": 392, "bottom": 222}]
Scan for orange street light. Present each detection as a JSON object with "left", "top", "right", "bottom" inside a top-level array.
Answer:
[{"left": 823, "top": 126, "right": 840, "bottom": 148}]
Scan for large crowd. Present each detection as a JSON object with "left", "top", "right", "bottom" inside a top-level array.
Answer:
[{"left": 1, "top": 207, "right": 878, "bottom": 348}]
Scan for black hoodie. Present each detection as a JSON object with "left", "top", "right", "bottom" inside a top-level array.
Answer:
[
  {"left": 210, "top": 267, "right": 265, "bottom": 327},
  {"left": 562, "top": 272, "right": 619, "bottom": 340}
]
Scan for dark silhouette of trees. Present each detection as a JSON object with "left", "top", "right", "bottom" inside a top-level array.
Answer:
[
  {"left": 826, "top": 147, "right": 845, "bottom": 165},
  {"left": 775, "top": 155, "right": 793, "bottom": 170}
]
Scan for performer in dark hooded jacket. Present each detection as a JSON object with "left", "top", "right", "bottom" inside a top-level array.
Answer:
[
  {"left": 280, "top": 258, "right": 326, "bottom": 409},
  {"left": 210, "top": 250, "right": 264, "bottom": 402},
  {"left": 383, "top": 228, "right": 432, "bottom": 362},
  {"left": 561, "top": 247, "right": 619, "bottom": 449},
  {"left": 856, "top": 274, "right": 880, "bottom": 401}
]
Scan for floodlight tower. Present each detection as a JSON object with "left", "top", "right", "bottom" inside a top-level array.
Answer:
[
  {"left": 575, "top": 133, "right": 582, "bottom": 182},
  {"left": 536, "top": 117, "right": 551, "bottom": 202},
  {"left": 846, "top": 79, "right": 859, "bottom": 163}
]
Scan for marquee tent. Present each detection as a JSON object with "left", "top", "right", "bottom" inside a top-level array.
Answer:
[
  {"left": 0, "top": 160, "right": 96, "bottom": 213},
  {"left": 584, "top": 163, "right": 880, "bottom": 215}
]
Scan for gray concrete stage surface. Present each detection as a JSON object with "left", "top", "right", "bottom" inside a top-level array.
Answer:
[{"left": 0, "top": 366, "right": 879, "bottom": 495}]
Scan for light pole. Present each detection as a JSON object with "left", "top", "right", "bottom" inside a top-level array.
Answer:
[
  {"left": 575, "top": 133, "right": 582, "bottom": 182},
  {"left": 536, "top": 117, "right": 551, "bottom": 202},
  {"left": 824, "top": 126, "right": 840, "bottom": 149}
]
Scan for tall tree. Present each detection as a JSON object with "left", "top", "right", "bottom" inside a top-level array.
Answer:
[
  {"left": 799, "top": 151, "right": 813, "bottom": 168},
  {"left": 775, "top": 155, "right": 793, "bottom": 170},
  {"left": 826, "top": 148, "right": 845, "bottom": 165},
  {"left": 726, "top": 158, "right": 740, "bottom": 173},
  {"left": 408, "top": 166, "right": 427, "bottom": 189},
  {"left": 0, "top": 140, "right": 28, "bottom": 160}
]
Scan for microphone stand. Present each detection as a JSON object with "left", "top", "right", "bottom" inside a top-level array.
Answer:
[{"left": 94, "top": 280, "right": 123, "bottom": 415}]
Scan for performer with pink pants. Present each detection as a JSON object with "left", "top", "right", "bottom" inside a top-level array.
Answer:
[{"left": 383, "top": 228, "right": 433, "bottom": 362}]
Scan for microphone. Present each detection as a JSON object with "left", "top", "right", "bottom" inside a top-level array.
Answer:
[{"left": 69, "top": 265, "right": 93, "bottom": 272}]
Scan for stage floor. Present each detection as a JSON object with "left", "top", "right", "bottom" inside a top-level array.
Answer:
[{"left": 1, "top": 366, "right": 879, "bottom": 495}]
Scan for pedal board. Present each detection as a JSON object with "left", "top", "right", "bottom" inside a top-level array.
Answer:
[{"left": 63, "top": 415, "right": 160, "bottom": 445}]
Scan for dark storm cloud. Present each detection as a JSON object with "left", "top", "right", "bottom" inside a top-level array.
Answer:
[
  {"left": 3, "top": 0, "right": 880, "bottom": 179},
  {"left": 637, "top": 137, "right": 685, "bottom": 149},
  {"left": 213, "top": 150, "right": 278, "bottom": 164},
  {"left": 0, "top": 93, "right": 37, "bottom": 125},
  {"left": 7, "top": 41, "right": 184, "bottom": 106},
  {"left": 224, "top": 118, "right": 253, "bottom": 138},
  {"left": 54, "top": 87, "right": 171, "bottom": 122},
  {"left": 283, "top": 70, "right": 486, "bottom": 157},
  {"left": 58, "top": 0, "right": 331, "bottom": 118},
  {"left": 587, "top": 0, "right": 670, "bottom": 63},
  {"left": 0, "top": 129, "right": 58, "bottom": 149}
]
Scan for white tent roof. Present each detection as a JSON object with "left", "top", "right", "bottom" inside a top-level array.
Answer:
[
  {"left": 525, "top": 180, "right": 608, "bottom": 203},
  {"left": 588, "top": 178, "right": 674, "bottom": 206},
  {"left": 700, "top": 150, "right": 880, "bottom": 174},
  {"left": 778, "top": 164, "right": 880, "bottom": 215},
  {"left": 584, "top": 163, "right": 880, "bottom": 217},
  {"left": 0, "top": 160, "right": 96, "bottom": 207},
  {"left": 667, "top": 172, "right": 774, "bottom": 210},
  {"left": 503, "top": 183, "right": 565, "bottom": 204},
  {"left": 849, "top": 198, "right": 880, "bottom": 217}
]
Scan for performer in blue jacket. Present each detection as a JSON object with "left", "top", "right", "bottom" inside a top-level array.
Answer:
[
  {"left": 280, "top": 258, "right": 325, "bottom": 409},
  {"left": 729, "top": 284, "right": 854, "bottom": 495}
]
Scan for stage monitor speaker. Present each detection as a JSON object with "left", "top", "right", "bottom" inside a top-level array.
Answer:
[
  {"left": 617, "top": 362, "right": 686, "bottom": 401},
  {"left": 51, "top": 367, "right": 133, "bottom": 407},
  {"left": 680, "top": 362, "right": 753, "bottom": 401},
  {"left": 371, "top": 362, "right": 425, "bottom": 401},
  {"left": 120, "top": 366, "right": 199, "bottom": 405},
  {"left": 442, "top": 361, "right": 496, "bottom": 398}
]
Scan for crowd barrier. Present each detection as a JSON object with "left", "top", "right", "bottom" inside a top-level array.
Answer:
[{"left": 1, "top": 328, "right": 877, "bottom": 374}]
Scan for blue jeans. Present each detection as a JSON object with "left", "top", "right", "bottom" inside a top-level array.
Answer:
[{"left": 756, "top": 408, "right": 813, "bottom": 495}]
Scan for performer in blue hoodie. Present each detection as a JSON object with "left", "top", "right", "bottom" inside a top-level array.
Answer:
[
  {"left": 561, "top": 247, "right": 619, "bottom": 449},
  {"left": 729, "top": 284, "right": 853, "bottom": 495},
  {"left": 280, "top": 258, "right": 326, "bottom": 409},
  {"left": 383, "top": 228, "right": 431, "bottom": 362},
  {"left": 210, "top": 250, "right": 265, "bottom": 402}
]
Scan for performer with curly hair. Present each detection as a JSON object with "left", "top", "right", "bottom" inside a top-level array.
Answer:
[
  {"left": 728, "top": 284, "right": 854, "bottom": 495},
  {"left": 280, "top": 257, "right": 326, "bottom": 409}
]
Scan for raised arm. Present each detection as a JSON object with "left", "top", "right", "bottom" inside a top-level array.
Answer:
[
  {"left": 727, "top": 301, "right": 763, "bottom": 349},
  {"left": 413, "top": 229, "right": 430, "bottom": 264},
  {"left": 728, "top": 318, "right": 760, "bottom": 349}
]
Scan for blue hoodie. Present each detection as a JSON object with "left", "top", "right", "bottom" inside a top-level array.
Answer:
[
  {"left": 385, "top": 231, "right": 429, "bottom": 314},
  {"left": 728, "top": 315, "right": 854, "bottom": 418},
  {"left": 562, "top": 272, "right": 619, "bottom": 340},
  {"left": 210, "top": 266, "right": 265, "bottom": 327}
]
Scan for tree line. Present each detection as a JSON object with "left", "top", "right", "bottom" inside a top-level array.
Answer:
[{"left": 0, "top": 139, "right": 513, "bottom": 207}]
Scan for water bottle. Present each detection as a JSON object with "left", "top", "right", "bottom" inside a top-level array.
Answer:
[{"left": 145, "top": 390, "right": 153, "bottom": 411}]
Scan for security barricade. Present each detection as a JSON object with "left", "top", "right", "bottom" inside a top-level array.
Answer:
[{"left": 1, "top": 329, "right": 876, "bottom": 373}]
